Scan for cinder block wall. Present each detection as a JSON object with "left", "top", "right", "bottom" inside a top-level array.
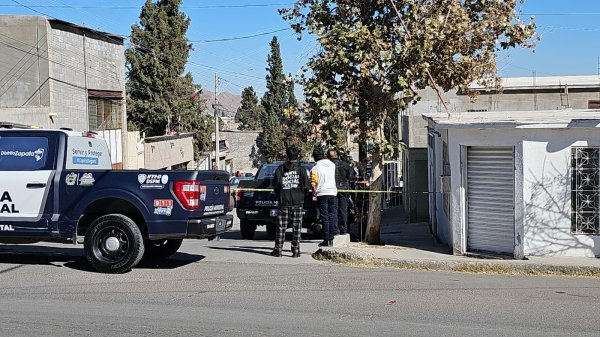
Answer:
[
  {"left": 220, "top": 130, "right": 262, "bottom": 174},
  {"left": 48, "top": 21, "right": 125, "bottom": 132}
]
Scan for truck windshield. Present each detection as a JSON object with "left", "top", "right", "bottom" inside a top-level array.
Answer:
[
  {"left": 257, "top": 164, "right": 280, "bottom": 179},
  {"left": 256, "top": 163, "right": 314, "bottom": 179}
]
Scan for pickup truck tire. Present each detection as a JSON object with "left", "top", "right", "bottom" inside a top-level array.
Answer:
[
  {"left": 84, "top": 214, "right": 145, "bottom": 274},
  {"left": 240, "top": 219, "right": 256, "bottom": 240},
  {"left": 144, "top": 239, "right": 183, "bottom": 260}
]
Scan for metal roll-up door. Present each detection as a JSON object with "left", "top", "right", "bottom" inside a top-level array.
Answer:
[{"left": 467, "top": 147, "right": 515, "bottom": 254}]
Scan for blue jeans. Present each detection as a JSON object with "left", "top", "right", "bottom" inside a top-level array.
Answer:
[
  {"left": 336, "top": 192, "right": 349, "bottom": 234},
  {"left": 317, "top": 195, "right": 338, "bottom": 241}
]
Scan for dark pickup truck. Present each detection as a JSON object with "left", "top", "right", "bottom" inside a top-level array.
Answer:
[
  {"left": 0, "top": 126, "right": 232, "bottom": 273},
  {"left": 235, "top": 162, "right": 320, "bottom": 239}
]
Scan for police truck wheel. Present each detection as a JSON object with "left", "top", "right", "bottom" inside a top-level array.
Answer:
[
  {"left": 84, "top": 214, "right": 145, "bottom": 274},
  {"left": 240, "top": 220, "right": 256, "bottom": 240},
  {"left": 144, "top": 239, "right": 183, "bottom": 260}
]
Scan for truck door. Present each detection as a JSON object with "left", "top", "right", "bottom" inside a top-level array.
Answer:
[{"left": 0, "top": 134, "right": 55, "bottom": 234}]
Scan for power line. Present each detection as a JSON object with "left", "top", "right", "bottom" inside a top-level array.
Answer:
[
  {"left": 7, "top": 0, "right": 300, "bottom": 88},
  {"left": 9, "top": 0, "right": 293, "bottom": 44},
  {"left": 0, "top": 3, "right": 294, "bottom": 10},
  {"left": 522, "top": 13, "right": 600, "bottom": 16},
  {"left": 0, "top": 35, "right": 124, "bottom": 85},
  {"left": 538, "top": 25, "right": 600, "bottom": 33},
  {"left": 189, "top": 28, "right": 291, "bottom": 43},
  {"left": 10, "top": 0, "right": 59, "bottom": 20}
]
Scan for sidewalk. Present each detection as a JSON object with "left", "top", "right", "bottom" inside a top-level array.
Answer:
[{"left": 316, "top": 207, "right": 600, "bottom": 276}]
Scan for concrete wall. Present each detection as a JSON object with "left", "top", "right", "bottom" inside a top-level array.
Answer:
[
  {"left": 220, "top": 130, "right": 261, "bottom": 174},
  {"left": 428, "top": 129, "right": 452, "bottom": 246},
  {"left": 438, "top": 127, "right": 600, "bottom": 258},
  {"left": 0, "top": 107, "right": 51, "bottom": 127},
  {"left": 123, "top": 131, "right": 145, "bottom": 170},
  {"left": 405, "top": 83, "right": 600, "bottom": 148},
  {"left": 0, "top": 16, "right": 52, "bottom": 127},
  {"left": 144, "top": 134, "right": 194, "bottom": 170},
  {"left": 0, "top": 15, "right": 126, "bottom": 133}
]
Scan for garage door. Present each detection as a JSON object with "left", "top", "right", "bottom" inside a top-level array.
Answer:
[{"left": 467, "top": 147, "right": 515, "bottom": 254}]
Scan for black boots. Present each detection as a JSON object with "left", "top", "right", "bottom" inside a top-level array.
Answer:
[
  {"left": 272, "top": 249, "right": 301, "bottom": 257},
  {"left": 271, "top": 249, "right": 282, "bottom": 257},
  {"left": 318, "top": 240, "right": 333, "bottom": 247}
]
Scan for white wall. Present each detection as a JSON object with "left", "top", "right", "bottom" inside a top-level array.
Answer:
[
  {"left": 441, "top": 126, "right": 600, "bottom": 257},
  {"left": 522, "top": 130, "right": 600, "bottom": 257}
]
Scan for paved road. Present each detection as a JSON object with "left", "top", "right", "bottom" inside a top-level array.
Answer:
[{"left": 0, "top": 224, "right": 599, "bottom": 337}]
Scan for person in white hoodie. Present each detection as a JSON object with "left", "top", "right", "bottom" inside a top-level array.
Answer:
[{"left": 310, "top": 147, "right": 338, "bottom": 247}]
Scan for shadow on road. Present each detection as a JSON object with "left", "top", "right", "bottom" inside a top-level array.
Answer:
[
  {"left": 219, "top": 230, "right": 320, "bottom": 241},
  {"left": 0, "top": 245, "right": 205, "bottom": 273},
  {"left": 207, "top": 245, "right": 272, "bottom": 256},
  {"left": 136, "top": 252, "right": 205, "bottom": 270}
]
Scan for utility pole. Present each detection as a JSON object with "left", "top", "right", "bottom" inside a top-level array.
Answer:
[{"left": 214, "top": 73, "right": 220, "bottom": 170}]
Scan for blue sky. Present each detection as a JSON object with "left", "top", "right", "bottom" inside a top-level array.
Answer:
[{"left": 1, "top": 0, "right": 599, "bottom": 97}]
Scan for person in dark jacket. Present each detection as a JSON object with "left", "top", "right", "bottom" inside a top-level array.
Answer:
[
  {"left": 328, "top": 148, "right": 356, "bottom": 235},
  {"left": 271, "top": 146, "right": 310, "bottom": 257}
]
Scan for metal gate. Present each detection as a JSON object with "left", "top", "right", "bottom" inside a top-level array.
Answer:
[
  {"left": 467, "top": 147, "right": 515, "bottom": 254},
  {"left": 383, "top": 159, "right": 403, "bottom": 208}
]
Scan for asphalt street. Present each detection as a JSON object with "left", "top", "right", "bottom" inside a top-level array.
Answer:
[{"left": 0, "top": 221, "right": 599, "bottom": 337}]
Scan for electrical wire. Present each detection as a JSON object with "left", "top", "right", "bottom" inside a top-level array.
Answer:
[
  {"left": 0, "top": 3, "right": 295, "bottom": 10},
  {"left": 7, "top": 0, "right": 315, "bottom": 91},
  {"left": 189, "top": 28, "right": 291, "bottom": 43}
]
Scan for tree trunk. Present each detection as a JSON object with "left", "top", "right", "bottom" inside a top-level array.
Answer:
[
  {"left": 365, "top": 150, "right": 383, "bottom": 244},
  {"left": 365, "top": 118, "right": 386, "bottom": 245}
]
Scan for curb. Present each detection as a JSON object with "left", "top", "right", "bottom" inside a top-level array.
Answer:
[{"left": 314, "top": 248, "right": 600, "bottom": 277}]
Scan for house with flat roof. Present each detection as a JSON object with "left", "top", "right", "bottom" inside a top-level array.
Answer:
[
  {"left": 402, "top": 75, "right": 600, "bottom": 223},
  {"left": 424, "top": 109, "right": 600, "bottom": 258}
]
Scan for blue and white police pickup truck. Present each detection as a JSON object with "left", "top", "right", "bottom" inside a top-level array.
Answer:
[{"left": 0, "top": 124, "right": 232, "bottom": 273}]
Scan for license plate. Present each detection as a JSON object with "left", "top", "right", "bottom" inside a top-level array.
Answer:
[
  {"left": 270, "top": 209, "right": 278, "bottom": 217},
  {"left": 216, "top": 219, "right": 226, "bottom": 231}
]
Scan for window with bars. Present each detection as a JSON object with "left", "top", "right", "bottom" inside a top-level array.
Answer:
[
  {"left": 571, "top": 148, "right": 600, "bottom": 234},
  {"left": 88, "top": 97, "right": 123, "bottom": 131}
]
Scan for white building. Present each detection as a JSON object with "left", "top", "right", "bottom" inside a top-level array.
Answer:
[
  {"left": 424, "top": 109, "right": 600, "bottom": 258},
  {"left": 402, "top": 75, "right": 600, "bottom": 223}
]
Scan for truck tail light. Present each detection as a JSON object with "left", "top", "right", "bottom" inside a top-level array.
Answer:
[
  {"left": 174, "top": 181, "right": 201, "bottom": 210},
  {"left": 225, "top": 185, "right": 231, "bottom": 209},
  {"left": 235, "top": 189, "right": 242, "bottom": 203}
]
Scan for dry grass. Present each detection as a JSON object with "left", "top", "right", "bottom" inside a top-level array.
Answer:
[{"left": 314, "top": 253, "right": 600, "bottom": 278}]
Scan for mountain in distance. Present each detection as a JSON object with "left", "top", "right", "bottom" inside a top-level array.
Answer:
[
  {"left": 202, "top": 90, "right": 241, "bottom": 118},
  {"left": 201, "top": 90, "right": 305, "bottom": 119}
]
